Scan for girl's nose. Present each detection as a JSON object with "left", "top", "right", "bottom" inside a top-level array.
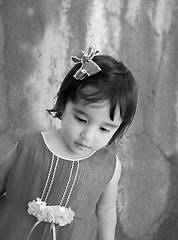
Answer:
[{"left": 80, "top": 127, "right": 94, "bottom": 141}]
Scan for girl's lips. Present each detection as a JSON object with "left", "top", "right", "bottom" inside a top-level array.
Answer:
[{"left": 75, "top": 142, "right": 90, "bottom": 149}]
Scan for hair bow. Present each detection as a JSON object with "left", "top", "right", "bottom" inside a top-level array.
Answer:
[{"left": 71, "top": 46, "right": 101, "bottom": 80}]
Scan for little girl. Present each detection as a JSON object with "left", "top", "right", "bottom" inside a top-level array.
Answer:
[{"left": 0, "top": 46, "right": 138, "bottom": 240}]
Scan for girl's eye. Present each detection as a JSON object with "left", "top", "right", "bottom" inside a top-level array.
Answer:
[
  {"left": 100, "top": 127, "right": 110, "bottom": 133},
  {"left": 75, "top": 116, "right": 87, "bottom": 124}
]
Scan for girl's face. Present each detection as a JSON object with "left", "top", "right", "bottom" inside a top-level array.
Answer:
[{"left": 60, "top": 100, "right": 122, "bottom": 158}]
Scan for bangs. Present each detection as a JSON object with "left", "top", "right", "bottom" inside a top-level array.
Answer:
[{"left": 73, "top": 85, "right": 119, "bottom": 121}]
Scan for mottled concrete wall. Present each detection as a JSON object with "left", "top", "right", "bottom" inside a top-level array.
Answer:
[{"left": 0, "top": 0, "right": 178, "bottom": 239}]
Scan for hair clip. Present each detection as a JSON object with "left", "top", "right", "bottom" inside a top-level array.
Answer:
[{"left": 71, "top": 46, "right": 101, "bottom": 80}]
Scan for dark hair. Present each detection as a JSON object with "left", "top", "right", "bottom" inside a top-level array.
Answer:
[{"left": 47, "top": 55, "right": 138, "bottom": 144}]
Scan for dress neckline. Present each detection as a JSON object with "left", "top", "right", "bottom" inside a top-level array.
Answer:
[{"left": 40, "top": 132, "right": 96, "bottom": 161}]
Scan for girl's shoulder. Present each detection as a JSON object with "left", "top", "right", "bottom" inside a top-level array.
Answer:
[
  {"left": 96, "top": 146, "right": 117, "bottom": 160},
  {"left": 89, "top": 147, "right": 118, "bottom": 174},
  {"left": 18, "top": 130, "right": 42, "bottom": 141},
  {"left": 17, "top": 131, "right": 43, "bottom": 151},
  {"left": 95, "top": 147, "right": 121, "bottom": 174}
]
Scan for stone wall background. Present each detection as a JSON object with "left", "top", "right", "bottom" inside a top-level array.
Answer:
[{"left": 0, "top": 0, "right": 178, "bottom": 239}]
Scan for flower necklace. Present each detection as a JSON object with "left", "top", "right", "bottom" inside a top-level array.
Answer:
[{"left": 27, "top": 154, "right": 79, "bottom": 240}]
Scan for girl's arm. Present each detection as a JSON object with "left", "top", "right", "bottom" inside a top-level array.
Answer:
[
  {"left": 96, "top": 156, "right": 121, "bottom": 240},
  {"left": 0, "top": 143, "right": 18, "bottom": 196}
]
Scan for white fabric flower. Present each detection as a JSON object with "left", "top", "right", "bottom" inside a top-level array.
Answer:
[{"left": 28, "top": 198, "right": 75, "bottom": 226}]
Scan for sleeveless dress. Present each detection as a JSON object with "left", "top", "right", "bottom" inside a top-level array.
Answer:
[{"left": 0, "top": 131, "right": 117, "bottom": 240}]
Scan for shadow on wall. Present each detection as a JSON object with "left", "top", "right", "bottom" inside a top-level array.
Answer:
[
  {"left": 152, "top": 153, "right": 178, "bottom": 240},
  {"left": 115, "top": 153, "right": 178, "bottom": 240},
  {"left": 2, "top": 0, "right": 45, "bottom": 80}
]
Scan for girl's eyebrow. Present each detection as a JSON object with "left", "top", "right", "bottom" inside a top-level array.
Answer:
[
  {"left": 73, "top": 108, "right": 88, "bottom": 116},
  {"left": 104, "top": 122, "right": 119, "bottom": 129}
]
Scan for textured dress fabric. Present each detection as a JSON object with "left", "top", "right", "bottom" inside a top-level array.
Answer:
[{"left": 0, "top": 131, "right": 117, "bottom": 240}]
